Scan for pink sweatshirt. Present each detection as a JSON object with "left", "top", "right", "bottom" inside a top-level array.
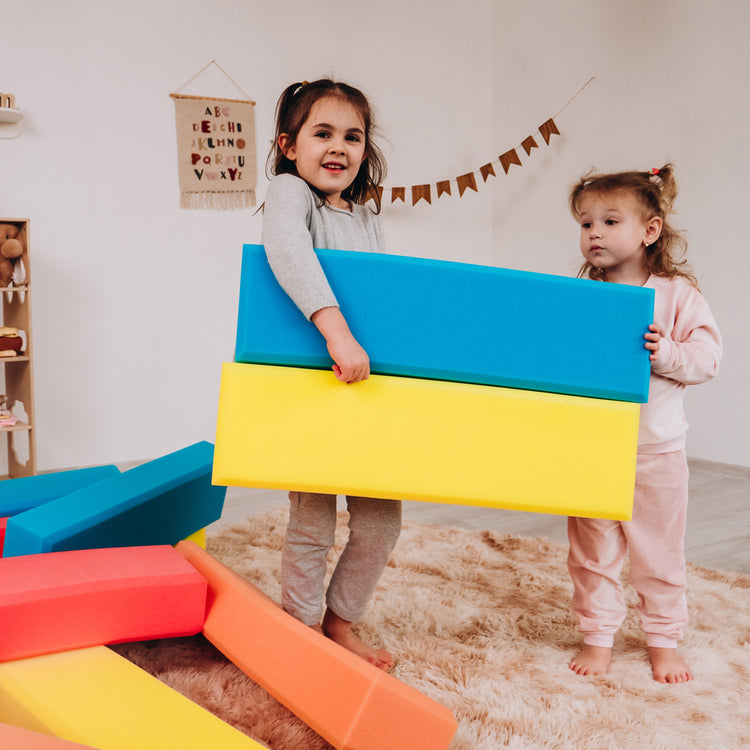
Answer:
[{"left": 638, "top": 275, "right": 722, "bottom": 451}]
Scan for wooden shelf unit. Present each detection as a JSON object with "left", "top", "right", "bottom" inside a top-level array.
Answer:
[{"left": 1, "top": 218, "right": 36, "bottom": 478}]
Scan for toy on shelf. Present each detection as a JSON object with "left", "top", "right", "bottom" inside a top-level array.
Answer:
[
  {"left": 0, "top": 217, "right": 34, "bottom": 477},
  {"left": 0, "top": 329, "right": 23, "bottom": 358},
  {"left": 0, "top": 222, "right": 27, "bottom": 293}
]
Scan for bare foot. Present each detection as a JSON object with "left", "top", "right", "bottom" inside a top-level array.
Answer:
[
  {"left": 649, "top": 647, "right": 693, "bottom": 683},
  {"left": 569, "top": 644, "right": 612, "bottom": 676},
  {"left": 322, "top": 609, "right": 395, "bottom": 671}
]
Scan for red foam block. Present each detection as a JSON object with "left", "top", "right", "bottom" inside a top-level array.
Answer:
[
  {"left": 0, "top": 722, "right": 99, "bottom": 748},
  {"left": 175, "top": 540, "right": 457, "bottom": 750},
  {"left": 0, "top": 517, "right": 6, "bottom": 555},
  {"left": 0, "top": 545, "right": 208, "bottom": 663}
]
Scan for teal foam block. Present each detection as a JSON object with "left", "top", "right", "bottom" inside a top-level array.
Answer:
[
  {"left": 2, "top": 442, "right": 226, "bottom": 558},
  {"left": 235, "top": 244, "right": 654, "bottom": 402},
  {"left": 0, "top": 465, "right": 121, "bottom": 518}
]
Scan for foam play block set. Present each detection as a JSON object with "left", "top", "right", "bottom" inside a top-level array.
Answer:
[
  {"left": 2, "top": 441, "right": 226, "bottom": 558},
  {"left": 214, "top": 363, "right": 639, "bottom": 520},
  {"left": 235, "top": 244, "right": 654, "bottom": 402},
  {"left": 0, "top": 465, "right": 121, "bottom": 518},
  {"left": 0, "top": 645, "right": 267, "bottom": 749},
  {"left": 176, "top": 540, "right": 457, "bottom": 750},
  {"left": 0, "top": 545, "right": 208, "bottom": 662},
  {"left": 0, "top": 722, "right": 99, "bottom": 749}
]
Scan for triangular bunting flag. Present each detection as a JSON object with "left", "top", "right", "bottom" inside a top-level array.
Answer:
[
  {"left": 457, "top": 172, "right": 478, "bottom": 197},
  {"left": 436, "top": 180, "right": 452, "bottom": 198},
  {"left": 499, "top": 149, "right": 522, "bottom": 174},
  {"left": 391, "top": 187, "right": 406, "bottom": 203},
  {"left": 539, "top": 118, "right": 560, "bottom": 145},
  {"left": 522, "top": 136, "right": 539, "bottom": 156},
  {"left": 480, "top": 163, "right": 496, "bottom": 182},
  {"left": 367, "top": 185, "right": 384, "bottom": 206},
  {"left": 412, "top": 184, "right": 432, "bottom": 205}
]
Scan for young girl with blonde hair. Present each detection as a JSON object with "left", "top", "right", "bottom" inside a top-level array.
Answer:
[
  {"left": 566, "top": 164, "right": 722, "bottom": 683},
  {"left": 261, "top": 79, "right": 400, "bottom": 671}
]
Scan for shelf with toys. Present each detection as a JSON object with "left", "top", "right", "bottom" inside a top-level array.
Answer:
[{"left": 0, "top": 219, "right": 36, "bottom": 478}]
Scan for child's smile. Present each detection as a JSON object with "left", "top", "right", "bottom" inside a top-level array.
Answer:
[{"left": 279, "top": 97, "right": 367, "bottom": 210}]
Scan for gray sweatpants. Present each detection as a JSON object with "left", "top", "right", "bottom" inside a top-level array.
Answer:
[{"left": 281, "top": 491, "right": 402, "bottom": 626}]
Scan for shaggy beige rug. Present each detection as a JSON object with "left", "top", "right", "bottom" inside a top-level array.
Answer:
[{"left": 113, "top": 507, "right": 750, "bottom": 749}]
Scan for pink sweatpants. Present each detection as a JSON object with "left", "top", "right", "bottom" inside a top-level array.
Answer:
[{"left": 567, "top": 450, "right": 689, "bottom": 649}]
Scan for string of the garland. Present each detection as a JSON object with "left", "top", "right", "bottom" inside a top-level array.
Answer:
[{"left": 373, "top": 76, "right": 595, "bottom": 206}]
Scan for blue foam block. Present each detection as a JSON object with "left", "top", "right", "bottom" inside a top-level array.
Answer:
[
  {"left": 0, "top": 465, "right": 121, "bottom": 518},
  {"left": 235, "top": 244, "right": 654, "bottom": 402},
  {"left": 2, "top": 442, "right": 226, "bottom": 558}
]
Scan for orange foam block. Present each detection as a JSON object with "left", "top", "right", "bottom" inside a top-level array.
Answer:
[
  {"left": 176, "top": 540, "right": 457, "bottom": 750},
  {"left": 0, "top": 545, "right": 208, "bottom": 662},
  {"left": 0, "top": 722, "right": 98, "bottom": 749}
]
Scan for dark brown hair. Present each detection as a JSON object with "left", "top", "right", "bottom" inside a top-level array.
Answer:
[
  {"left": 266, "top": 79, "right": 386, "bottom": 212},
  {"left": 569, "top": 163, "right": 697, "bottom": 287}
]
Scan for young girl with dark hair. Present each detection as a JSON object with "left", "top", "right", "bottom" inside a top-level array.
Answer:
[{"left": 261, "top": 79, "right": 399, "bottom": 671}]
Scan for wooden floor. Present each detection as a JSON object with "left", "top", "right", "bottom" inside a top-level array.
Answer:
[{"left": 210, "top": 457, "right": 750, "bottom": 575}]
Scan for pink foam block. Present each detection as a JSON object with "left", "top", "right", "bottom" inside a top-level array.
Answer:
[
  {"left": 175, "top": 540, "right": 457, "bottom": 750},
  {"left": 0, "top": 545, "right": 208, "bottom": 663},
  {"left": 0, "top": 517, "right": 6, "bottom": 555},
  {"left": 0, "top": 722, "right": 99, "bottom": 749}
]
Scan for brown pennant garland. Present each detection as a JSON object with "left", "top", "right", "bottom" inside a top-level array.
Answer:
[
  {"left": 379, "top": 116, "right": 559, "bottom": 207},
  {"left": 371, "top": 76, "right": 595, "bottom": 208}
]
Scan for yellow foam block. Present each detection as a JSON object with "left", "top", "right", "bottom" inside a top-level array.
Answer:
[
  {"left": 183, "top": 526, "right": 207, "bottom": 548},
  {"left": 0, "top": 646, "right": 266, "bottom": 749},
  {"left": 214, "top": 363, "right": 639, "bottom": 520}
]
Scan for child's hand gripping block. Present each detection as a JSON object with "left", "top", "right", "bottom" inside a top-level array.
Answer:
[
  {"left": 236, "top": 244, "right": 655, "bottom": 402},
  {"left": 0, "top": 465, "right": 120, "bottom": 517},
  {"left": 2, "top": 441, "right": 226, "bottom": 558},
  {"left": 0, "top": 722, "right": 99, "bottom": 749},
  {"left": 214, "top": 363, "right": 639, "bottom": 520},
  {"left": 0, "top": 545, "right": 208, "bottom": 662},
  {"left": 175, "top": 540, "right": 458, "bottom": 750},
  {"left": 0, "top": 646, "right": 268, "bottom": 749}
]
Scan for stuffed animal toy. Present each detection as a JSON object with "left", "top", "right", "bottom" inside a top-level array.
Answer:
[{"left": 0, "top": 222, "right": 27, "bottom": 287}]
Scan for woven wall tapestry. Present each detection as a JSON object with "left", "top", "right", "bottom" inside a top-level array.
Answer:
[{"left": 171, "top": 93, "right": 257, "bottom": 210}]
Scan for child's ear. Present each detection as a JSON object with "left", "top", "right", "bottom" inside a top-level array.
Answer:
[
  {"left": 278, "top": 133, "right": 296, "bottom": 161},
  {"left": 645, "top": 216, "right": 663, "bottom": 245}
]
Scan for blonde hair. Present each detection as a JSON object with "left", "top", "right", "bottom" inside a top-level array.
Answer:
[{"left": 569, "top": 163, "right": 698, "bottom": 287}]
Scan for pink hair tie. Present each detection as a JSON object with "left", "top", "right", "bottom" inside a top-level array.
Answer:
[{"left": 648, "top": 167, "right": 660, "bottom": 175}]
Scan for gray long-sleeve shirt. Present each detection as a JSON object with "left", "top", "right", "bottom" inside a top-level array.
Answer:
[{"left": 261, "top": 173, "right": 384, "bottom": 320}]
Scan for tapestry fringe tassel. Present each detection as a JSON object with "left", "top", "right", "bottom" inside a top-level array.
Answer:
[{"left": 180, "top": 190, "right": 256, "bottom": 210}]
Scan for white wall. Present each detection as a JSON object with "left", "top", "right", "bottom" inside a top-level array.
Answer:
[
  {"left": 489, "top": 0, "right": 750, "bottom": 467},
  {"left": 0, "top": 0, "right": 746, "bottom": 470},
  {"left": 0, "top": 0, "right": 493, "bottom": 470}
]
